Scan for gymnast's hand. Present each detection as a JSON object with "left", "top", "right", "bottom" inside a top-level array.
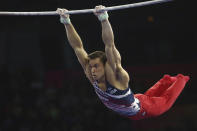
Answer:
[
  {"left": 56, "top": 8, "right": 71, "bottom": 24},
  {"left": 94, "top": 5, "right": 109, "bottom": 21}
]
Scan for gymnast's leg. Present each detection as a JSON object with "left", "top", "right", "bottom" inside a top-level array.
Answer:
[
  {"left": 130, "top": 74, "right": 189, "bottom": 120},
  {"left": 159, "top": 74, "right": 190, "bottom": 111},
  {"left": 144, "top": 75, "right": 176, "bottom": 97}
]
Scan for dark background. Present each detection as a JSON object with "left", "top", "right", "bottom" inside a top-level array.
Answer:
[{"left": 0, "top": 0, "right": 196, "bottom": 131}]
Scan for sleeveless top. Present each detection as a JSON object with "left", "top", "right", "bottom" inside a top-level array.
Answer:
[{"left": 93, "top": 81, "right": 140, "bottom": 116}]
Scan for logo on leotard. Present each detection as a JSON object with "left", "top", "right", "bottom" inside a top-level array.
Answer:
[{"left": 109, "top": 89, "right": 117, "bottom": 94}]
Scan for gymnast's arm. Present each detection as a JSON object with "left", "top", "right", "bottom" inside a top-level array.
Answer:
[
  {"left": 95, "top": 6, "right": 129, "bottom": 82},
  {"left": 57, "top": 8, "right": 88, "bottom": 70}
]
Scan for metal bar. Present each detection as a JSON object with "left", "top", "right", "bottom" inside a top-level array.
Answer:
[{"left": 0, "top": 0, "right": 172, "bottom": 16}]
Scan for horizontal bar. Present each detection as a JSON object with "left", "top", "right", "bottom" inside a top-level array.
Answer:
[{"left": 0, "top": 0, "right": 172, "bottom": 16}]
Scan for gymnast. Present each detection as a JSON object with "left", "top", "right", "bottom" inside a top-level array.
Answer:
[{"left": 57, "top": 5, "right": 189, "bottom": 120}]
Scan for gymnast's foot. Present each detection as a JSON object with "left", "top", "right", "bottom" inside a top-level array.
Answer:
[{"left": 159, "top": 74, "right": 174, "bottom": 87}]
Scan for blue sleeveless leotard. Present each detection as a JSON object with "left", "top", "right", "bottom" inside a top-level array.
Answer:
[{"left": 93, "top": 81, "right": 140, "bottom": 116}]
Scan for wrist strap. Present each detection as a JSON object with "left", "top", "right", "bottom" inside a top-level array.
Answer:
[
  {"left": 98, "top": 12, "right": 109, "bottom": 21},
  {"left": 60, "top": 17, "right": 71, "bottom": 25}
]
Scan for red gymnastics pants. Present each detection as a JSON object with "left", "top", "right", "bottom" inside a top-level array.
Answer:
[{"left": 129, "top": 74, "right": 190, "bottom": 120}]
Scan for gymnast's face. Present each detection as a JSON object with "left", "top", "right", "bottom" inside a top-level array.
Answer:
[{"left": 89, "top": 58, "right": 105, "bottom": 81}]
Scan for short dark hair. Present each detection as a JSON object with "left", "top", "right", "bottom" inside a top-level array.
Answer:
[{"left": 88, "top": 51, "right": 107, "bottom": 65}]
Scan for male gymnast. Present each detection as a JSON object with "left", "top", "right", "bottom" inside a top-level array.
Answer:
[{"left": 57, "top": 6, "right": 190, "bottom": 120}]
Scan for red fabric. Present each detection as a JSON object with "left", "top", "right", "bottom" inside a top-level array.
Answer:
[{"left": 129, "top": 74, "right": 190, "bottom": 120}]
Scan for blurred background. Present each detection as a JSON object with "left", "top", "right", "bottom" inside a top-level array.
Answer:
[{"left": 0, "top": 0, "right": 196, "bottom": 131}]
